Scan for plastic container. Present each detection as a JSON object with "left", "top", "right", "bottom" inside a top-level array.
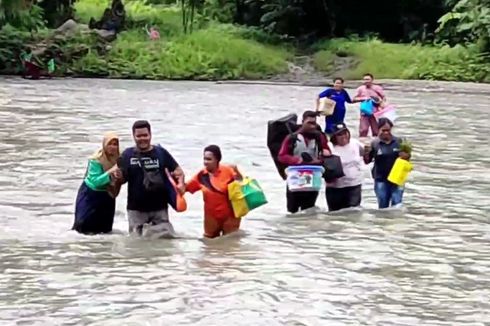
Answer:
[
  {"left": 387, "top": 158, "right": 413, "bottom": 186},
  {"left": 286, "top": 165, "right": 325, "bottom": 192},
  {"left": 374, "top": 105, "right": 397, "bottom": 122}
]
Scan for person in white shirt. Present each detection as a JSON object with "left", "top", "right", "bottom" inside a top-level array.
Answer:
[{"left": 326, "top": 123, "right": 364, "bottom": 211}]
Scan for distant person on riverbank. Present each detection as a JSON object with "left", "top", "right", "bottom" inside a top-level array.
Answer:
[
  {"left": 145, "top": 25, "right": 160, "bottom": 40},
  {"left": 326, "top": 123, "right": 364, "bottom": 211},
  {"left": 353, "top": 73, "right": 386, "bottom": 137},
  {"left": 72, "top": 132, "right": 121, "bottom": 234},
  {"left": 278, "top": 111, "right": 331, "bottom": 213},
  {"left": 117, "top": 120, "right": 185, "bottom": 237},
  {"left": 180, "top": 145, "right": 243, "bottom": 238},
  {"left": 316, "top": 77, "right": 353, "bottom": 135},
  {"left": 20, "top": 48, "right": 41, "bottom": 80},
  {"left": 364, "top": 118, "right": 410, "bottom": 209}
]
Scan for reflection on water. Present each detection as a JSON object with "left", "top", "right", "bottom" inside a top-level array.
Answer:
[{"left": 1, "top": 77, "right": 490, "bottom": 325}]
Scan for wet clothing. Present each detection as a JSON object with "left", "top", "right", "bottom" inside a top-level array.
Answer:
[
  {"left": 355, "top": 85, "right": 385, "bottom": 137},
  {"left": 366, "top": 136, "right": 405, "bottom": 208},
  {"left": 74, "top": 182, "right": 115, "bottom": 234},
  {"left": 327, "top": 140, "right": 364, "bottom": 189},
  {"left": 73, "top": 160, "right": 115, "bottom": 234},
  {"left": 118, "top": 145, "right": 179, "bottom": 212},
  {"left": 355, "top": 84, "right": 385, "bottom": 101},
  {"left": 186, "top": 164, "right": 239, "bottom": 238},
  {"left": 359, "top": 115, "right": 379, "bottom": 137},
  {"left": 366, "top": 137, "right": 401, "bottom": 182},
  {"left": 278, "top": 132, "right": 330, "bottom": 166},
  {"left": 286, "top": 188, "right": 319, "bottom": 213},
  {"left": 319, "top": 88, "right": 352, "bottom": 134},
  {"left": 204, "top": 215, "right": 241, "bottom": 238},
  {"left": 127, "top": 209, "right": 175, "bottom": 237},
  {"left": 325, "top": 185, "right": 362, "bottom": 212},
  {"left": 186, "top": 165, "right": 237, "bottom": 220},
  {"left": 278, "top": 132, "right": 330, "bottom": 214},
  {"left": 325, "top": 139, "right": 364, "bottom": 211},
  {"left": 374, "top": 181, "right": 404, "bottom": 209}
]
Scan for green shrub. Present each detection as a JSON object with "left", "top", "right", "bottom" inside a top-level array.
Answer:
[
  {"left": 312, "top": 38, "right": 490, "bottom": 82},
  {"left": 75, "top": 0, "right": 184, "bottom": 36},
  {"left": 69, "top": 26, "right": 290, "bottom": 80}
]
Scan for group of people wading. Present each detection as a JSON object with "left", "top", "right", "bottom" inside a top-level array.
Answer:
[
  {"left": 72, "top": 73, "right": 411, "bottom": 238},
  {"left": 73, "top": 120, "right": 242, "bottom": 238}
]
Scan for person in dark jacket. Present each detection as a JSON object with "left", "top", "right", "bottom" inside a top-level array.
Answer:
[
  {"left": 364, "top": 118, "right": 410, "bottom": 209},
  {"left": 278, "top": 111, "right": 331, "bottom": 213}
]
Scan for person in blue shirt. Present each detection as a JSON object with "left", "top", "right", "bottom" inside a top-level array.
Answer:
[{"left": 316, "top": 77, "right": 353, "bottom": 135}]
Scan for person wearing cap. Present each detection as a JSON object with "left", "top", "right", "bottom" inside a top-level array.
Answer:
[
  {"left": 278, "top": 111, "right": 331, "bottom": 213},
  {"left": 326, "top": 123, "right": 365, "bottom": 211}
]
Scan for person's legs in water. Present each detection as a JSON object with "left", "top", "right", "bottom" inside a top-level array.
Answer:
[
  {"left": 345, "top": 185, "right": 362, "bottom": 208},
  {"left": 325, "top": 187, "right": 347, "bottom": 212},
  {"left": 143, "top": 210, "right": 175, "bottom": 238},
  {"left": 374, "top": 181, "right": 391, "bottom": 209},
  {"left": 286, "top": 187, "right": 301, "bottom": 213},
  {"left": 299, "top": 191, "right": 319, "bottom": 211},
  {"left": 359, "top": 115, "right": 370, "bottom": 137},
  {"left": 369, "top": 116, "right": 379, "bottom": 136},
  {"left": 390, "top": 183, "right": 404, "bottom": 207},
  {"left": 287, "top": 188, "right": 319, "bottom": 213},
  {"left": 204, "top": 216, "right": 225, "bottom": 238},
  {"left": 127, "top": 210, "right": 150, "bottom": 235},
  {"left": 325, "top": 117, "right": 335, "bottom": 135},
  {"left": 222, "top": 216, "right": 241, "bottom": 235}
]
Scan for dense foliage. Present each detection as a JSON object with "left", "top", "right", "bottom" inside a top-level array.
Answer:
[{"left": 0, "top": 0, "right": 489, "bottom": 81}]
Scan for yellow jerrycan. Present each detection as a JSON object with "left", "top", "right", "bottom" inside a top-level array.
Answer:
[{"left": 388, "top": 158, "right": 413, "bottom": 186}]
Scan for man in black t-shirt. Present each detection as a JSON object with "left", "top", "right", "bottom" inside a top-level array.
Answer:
[{"left": 117, "top": 120, "right": 185, "bottom": 236}]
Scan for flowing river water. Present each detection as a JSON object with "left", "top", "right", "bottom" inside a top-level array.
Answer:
[{"left": 0, "top": 77, "right": 489, "bottom": 326}]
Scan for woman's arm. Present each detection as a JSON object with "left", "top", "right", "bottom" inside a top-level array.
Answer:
[
  {"left": 363, "top": 143, "right": 374, "bottom": 164},
  {"left": 85, "top": 160, "right": 112, "bottom": 189},
  {"left": 343, "top": 90, "right": 353, "bottom": 104},
  {"left": 182, "top": 174, "right": 201, "bottom": 195}
]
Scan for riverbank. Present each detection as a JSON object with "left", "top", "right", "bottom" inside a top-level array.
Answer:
[{"left": 1, "top": 1, "right": 489, "bottom": 83}]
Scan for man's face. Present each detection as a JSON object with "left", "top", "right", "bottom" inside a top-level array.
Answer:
[
  {"left": 133, "top": 127, "right": 151, "bottom": 150},
  {"left": 302, "top": 116, "right": 317, "bottom": 133},
  {"left": 363, "top": 75, "right": 373, "bottom": 87}
]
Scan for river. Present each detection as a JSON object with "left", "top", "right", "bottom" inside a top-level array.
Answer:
[{"left": 0, "top": 77, "right": 489, "bottom": 325}]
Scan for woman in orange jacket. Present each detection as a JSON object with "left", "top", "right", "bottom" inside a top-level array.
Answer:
[{"left": 181, "top": 145, "right": 242, "bottom": 238}]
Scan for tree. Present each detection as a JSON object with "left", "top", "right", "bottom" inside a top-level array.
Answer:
[
  {"left": 437, "top": 0, "right": 490, "bottom": 51},
  {"left": 182, "top": 0, "right": 203, "bottom": 33}
]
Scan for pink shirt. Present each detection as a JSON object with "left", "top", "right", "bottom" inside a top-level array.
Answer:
[
  {"left": 355, "top": 84, "right": 385, "bottom": 100},
  {"left": 149, "top": 29, "right": 160, "bottom": 40}
]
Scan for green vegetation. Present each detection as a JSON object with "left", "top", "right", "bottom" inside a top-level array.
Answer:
[
  {"left": 399, "top": 139, "right": 413, "bottom": 156},
  {"left": 0, "top": 0, "right": 489, "bottom": 82},
  {"left": 312, "top": 38, "right": 490, "bottom": 82},
  {"left": 71, "top": 26, "right": 290, "bottom": 79}
]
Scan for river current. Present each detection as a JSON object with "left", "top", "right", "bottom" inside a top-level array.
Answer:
[{"left": 0, "top": 77, "right": 489, "bottom": 325}]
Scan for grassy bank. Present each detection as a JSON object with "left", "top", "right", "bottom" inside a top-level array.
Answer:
[
  {"left": 312, "top": 38, "right": 490, "bottom": 83},
  {"left": 1, "top": 0, "right": 489, "bottom": 82},
  {"left": 0, "top": 0, "right": 291, "bottom": 80}
]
